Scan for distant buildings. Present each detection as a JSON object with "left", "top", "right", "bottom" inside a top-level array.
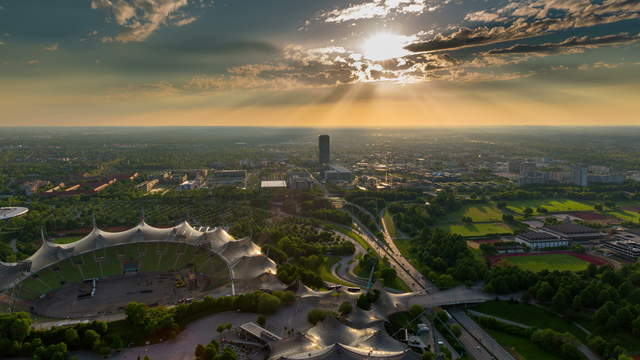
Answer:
[
  {"left": 136, "top": 179, "right": 159, "bottom": 192},
  {"left": 21, "top": 180, "right": 50, "bottom": 195},
  {"left": 319, "top": 135, "right": 330, "bottom": 164},
  {"left": 324, "top": 164, "right": 354, "bottom": 183},
  {"left": 507, "top": 160, "right": 522, "bottom": 174},
  {"left": 570, "top": 165, "right": 588, "bottom": 187},
  {"left": 207, "top": 170, "right": 247, "bottom": 188},
  {"left": 287, "top": 172, "right": 314, "bottom": 190}
]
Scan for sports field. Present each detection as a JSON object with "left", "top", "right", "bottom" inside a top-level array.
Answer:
[
  {"left": 501, "top": 253, "right": 590, "bottom": 272},
  {"left": 446, "top": 204, "right": 504, "bottom": 223},
  {"left": 607, "top": 209, "right": 640, "bottom": 224},
  {"left": 506, "top": 199, "right": 594, "bottom": 215},
  {"left": 438, "top": 222, "right": 514, "bottom": 237}
]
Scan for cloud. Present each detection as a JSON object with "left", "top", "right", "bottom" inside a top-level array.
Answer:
[
  {"left": 173, "top": 16, "right": 197, "bottom": 26},
  {"left": 91, "top": 0, "right": 197, "bottom": 43},
  {"left": 485, "top": 32, "right": 640, "bottom": 55},
  {"left": 44, "top": 43, "right": 59, "bottom": 52},
  {"left": 320, "top": 0, "right": 437, "bottom": 23},
  {"left": 26, "top": 59, "right": 40, "bottom": 65},
  {"left": 406, "top": 0, "right": 640, "bottom": 52}
]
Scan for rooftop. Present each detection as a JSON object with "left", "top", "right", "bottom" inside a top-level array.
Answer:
[
  {"left": 542, "top": 223, "right": 599, "bottom": 235},
  {"left": 261, "top": 180, "right": 287, "bottom": 188}
]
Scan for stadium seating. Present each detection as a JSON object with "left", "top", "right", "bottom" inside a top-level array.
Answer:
[
  {"left": 57, "top": 259, "right": 83, "bottom": 283},
  {"left": 79, "top": 253, "right": 100, "bottom": 279}
]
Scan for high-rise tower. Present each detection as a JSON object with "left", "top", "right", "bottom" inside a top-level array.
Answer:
[{"left": 319, "top": 135, "right": 330, "bottom": 164}]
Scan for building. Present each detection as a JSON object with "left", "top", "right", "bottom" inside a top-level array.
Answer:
[
  {"left": 21, "top": 180, "right": 50, "bottom": 195},
  {"left": 324, "top": 164, "right": 354, "bottom": 183},
  {"left": 318, "top": 135, "right": 330, "bottom": 164},
  {"left": 179, "top": 180, "right": 197, "bottom": 190},
  {"left": 239, "top": 322, "right": 282, "bottom": 345},
  {"left": 603, "top": 240, "right": 640, "bottom": 261},
  {"left": 541, "top": 223, "right": 602, "bottom": 243},
  {"left": 516, "top": 231, "right": 568, "bottom": 250},
  {"left": 588, "top": 174, "right": 625, "bottom": 184},
  {"left": 288, "top": 176, "right": 313, "bottom": 190},
  {"left": 518, "top": 162, "right": 545, "bottom": 185},
  {"left": 261, "top": 180, "right": 287, "bottom": 189},
  {"left": 136, "top": 179, "right": 159, "bottom": 192},
  {"left": 570, "top": 165, "right": 588, "bottom": 186},
  {"left": 507, "top": 160, "right": 522, "bottom": 174},
  {"left": 207, "top": 170, "right": 247, "bottom": 188}
]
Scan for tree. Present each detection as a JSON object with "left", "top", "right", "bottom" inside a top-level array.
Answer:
[
  {"left": 409, "top": 304, "right": 424, "bottom": 319},
  {"left": 64, "top": 328, "right": 79, "bottom": 347},
  {"left": 339, "top": 301, "right": 353, "bottom": 316},
  {"left": 217, "top": 322, "right": 232, "bottom": 335},
  {"left": 307, "top": 309, "right": 329, "bottom": 325},
  {"left": 450, "top": 324, "right": 462, "bottom": 337},
  {"left": 524, "top": 207, "right": 533, "bottom": 216},
  {"left": 256, "top": 315, "right": 266, "bottom": 327},
  {"left": 83, "top": 329, "right": 101, "bottom": 350}
]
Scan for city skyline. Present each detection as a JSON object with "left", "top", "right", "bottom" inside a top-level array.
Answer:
[{"left": 0, "top": 0, "right": 639, "bottom": 127}]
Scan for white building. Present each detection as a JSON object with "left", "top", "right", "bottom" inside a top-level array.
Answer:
[{"left": 516, "top": 231, "right": 568, "bottom": 249}]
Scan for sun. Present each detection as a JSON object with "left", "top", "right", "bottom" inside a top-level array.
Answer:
[{"left": 361, "top": 33, "right": 414, "bottom": 61}]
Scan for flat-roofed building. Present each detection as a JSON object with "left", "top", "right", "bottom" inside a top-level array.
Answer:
[
  {"left": 324, "top": 164, "right": 354, "bottom": 183},
  {"left": 261, "top": 180, "right": 287, "bottom": 189},
  {"left": 541, "top": 223, "right": 603, "bottom": 243},
  {"left": 208, "top": 170, "right": 247, "bottom": 188},
  {"left": 603, "top": 239, "right": 640, "bottom": 261},
  {"left": 239, "top": 322, "right": 282, "bottom": 345},
  {"left": 516, "top": 231, "right": 568, "bottom": 249}
]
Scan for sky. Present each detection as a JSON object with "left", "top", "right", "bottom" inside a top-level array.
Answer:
[{"left": 0, "top": 0, "right": 639, "bottom": 127}]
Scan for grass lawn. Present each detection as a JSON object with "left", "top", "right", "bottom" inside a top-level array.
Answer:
[
  {"left": 438, "top": 222, "right": 514, "bottom": 237},
  {"left": 445, "top": 204, "right": 505, "bottom": 223},
  {"left": 506, "top": 199, "right": 594, "bottom": 215},
  {"left": 383, "top": 209, "right": 398, "bottom": 238},
  {"left": 485, "top": 328, "right": 563, "bottom": 360},
  {"left": 502, "top": 254, "right": 590, "bottom": 273},
  {"left": 320, "top": 256, "right": 356, "bottom": 287},
  {"left": 51, "top": 235, "right": 85, "bottom": 244},
  {"left": 473, "top": 301, "right": 587, "bottom": 341},
  {"left": 606, "top": 209, "right": 640, "bottom": 224}
]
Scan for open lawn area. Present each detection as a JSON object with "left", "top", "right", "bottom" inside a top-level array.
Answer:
[
  {"left": 485, "top": 328, "right": 563, "bottom": 360},
  {"left": 501, "top": 253, "right": 590, "bottom": 273},
  {"left": 445, "top": 204, "right": 505, "bottom": 223},
  {"left": 473, "top": 301, "right": 587, "bottom": 341},
  {"left": 51, "top": 235, "right": 85, "bottom": 244},
  {"left": 506, "top": 199, "right": 594, "bottom": 215},
  {"left": 607, "top": 209, "right": 640, "bottom": 224},
  {"left": 437, "top": 222, "right": 514, "bottom": 237},
  {"left": 383, "top": 209, "right": 399, "bottom": 238}
]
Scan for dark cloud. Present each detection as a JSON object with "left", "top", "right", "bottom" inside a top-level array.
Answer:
[
  {"left": 485, "top": 32, "right": 640, "bottom": 55},
  {"left": 405, "top": 0, "right": 640, "bottom": 53}
]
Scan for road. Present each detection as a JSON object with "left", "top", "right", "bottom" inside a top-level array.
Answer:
[{"left": 449, "top": 308, "right": 516, "bottom": 360}]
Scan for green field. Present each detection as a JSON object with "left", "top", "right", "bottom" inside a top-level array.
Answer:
[
  {"left": 607, "top": 209, "right": 640, "bottom": 224},
  {"left": 502, "top": 254, "right": 590, "bottom": 273},
  {"left": 473, "top": 301, "right": 587, "bottom": 341},
  {"left": 382, "top": 209, "right": 399, "bottom": 238},
  {"left": 51, "top": 235, "right": 85, "bottom": 244},
  {"left": 445, "top": 204, "right": 505, "bottom": 223},
  {"left": 438, "top": 222, "right": 514, "bottom": 237},
  {"left": 506, "top": 199, "right": 594, "bottom": 215},
  {"left": 486, "top": 328, "right": 563, "bottom": 360}
]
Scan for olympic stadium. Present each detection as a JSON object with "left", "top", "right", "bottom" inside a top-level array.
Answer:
[{"left": 0, "top": 220, "right": 283, "bottom": 318}]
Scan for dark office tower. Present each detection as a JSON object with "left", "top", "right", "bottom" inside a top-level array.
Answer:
[{"left": 319, "top": 135, "right": 330, "bottom": 164}]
